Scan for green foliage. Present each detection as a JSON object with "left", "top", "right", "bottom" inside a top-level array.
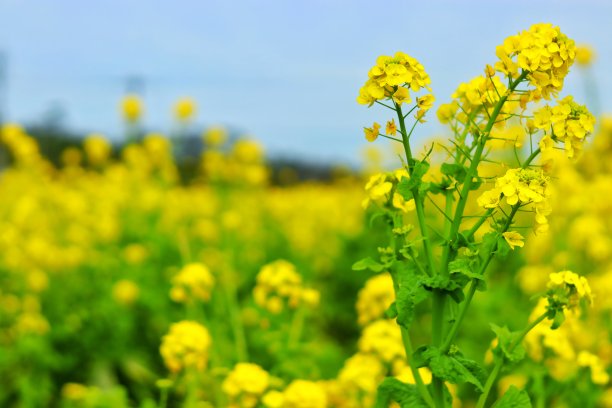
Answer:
[
  {"left": 493, "top": 386, "right": 532, "bottom": 408},
  {"left": 413, "top": 346, "right": 484, "bottom": 392},
  {"left": 490, "top": 324, "right": 526, "bottom": 363},
  {"left": 375, "top": 377, "right": 428, "bottom": 408}
]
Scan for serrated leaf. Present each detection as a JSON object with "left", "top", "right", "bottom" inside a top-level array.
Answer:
[
  {"left": 385, "top": 302, "right": 398, "bottom": 319},
  {"left": 352, "top": 257, "right": 385, "bottom": 272},
  {"left": 420, "top": 275, "right": 465, "bottom": 302},
  {"left": 396, "top": 177, "right": 417, "bottom": 200},
  {"left": 493, "top": 386, "right": 532, "bottom": 408},
  {"left": 415, "top": 347, "right": 484, "bottom": 391},
  {"left": 449, "top": 258, "right": 486, "bottom": 291},
  {"left": 395, "top": 272, "right": 429, "bottom": 329},
  {"left": 441, "top": 163, "right": 468, "bottom": 183},
  {"left": 454, "top": 356, "right": 488, "bottom": 390},
  {"left": 490, "top": 324, "right": 526, "bottom": 363},
  {"left": 375, "top": 377, "right": 428, "bottom": 408}
]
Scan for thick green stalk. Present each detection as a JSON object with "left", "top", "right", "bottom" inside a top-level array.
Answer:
[
  {"left": 401, "top": 327, "right": 435, "bottom": 408},
  {"left": 389, "top": 216, "right": 434, "bottom": 407},
  {"left": 394, "top": 106, "right": 442, "bottom": 405},
  {"left": 476, "top": 312, "right": 548, "bottom": 408}
]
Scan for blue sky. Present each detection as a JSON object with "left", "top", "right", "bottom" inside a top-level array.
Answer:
[{"left": 0, "top": 0, "right": 610, "bottom": 165}]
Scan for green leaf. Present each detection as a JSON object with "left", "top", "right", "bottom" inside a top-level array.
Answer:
[
  {"left": 454, "top": 356, "right": 488, "bottom": 389},
  {"left": 413, "top": 347, "right": 484, "bottom": 391},
  {"left": 420, "top": 275, "right": 465, "bottom": 303},
  {"left": 375, "top": 377, "right": 428, "bottom": 408},
  {"left": 490, "top": 324, "right": 526, "bottom": 363},
  {"left": 441, "top": 163, "right": 468, "bottom": 183},
  {"left": 352, "top": 257, "right": 385, "bottom": 272},
  {"left": 412, "top": 159, "right": 430, "bottom": 180},
  {"left": 395, "top": 272, "right": 429, "bottom": 329},
  {"left": 493, "top": 386, "right": 532, "bottom": 408},
  {"left": 397, "top": 160, "right": 430, "bottom": 200},
  {"left": 385, "top": 302, "right": 398, "bottom": 319},
  {"left": 449, "top": 258, "right": 486, "bottom": 291}
]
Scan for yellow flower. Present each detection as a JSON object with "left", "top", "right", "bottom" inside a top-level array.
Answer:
[
  {"left": 577, "top": 351, "right": 609, "bottom": 385},
  {"left": 160, "top": 321, "right": 211, "bottom": 373},
  {"left": 575, "top": 45, "right": 595, "bottom": 66},
  {"left": 203, "top": 126, "right": 228, "bottom": 147},
  {"left": 392, "top": 192, "right": 415, "bottom": 212},
  {"left": 83, "top": 134, "right": 112, "bottom": 166},
  {"left": 170, "top": 263, "right": 215, "bottom": 303},
  {"left": 120, "top": 94, "right": 143, "bottom": 122},
  {"left": 416, "top": 94, "right": 435, "bottom": 111},
  {"left": 547, "top": 270, "right": 593, "bottom": 306},
  {"left": 174, "top": 97, "right": 197, "bottom": 122},
  {"left": 357, "top": 51, "right": 431, "bottom": 106},
  {"left": 392, "top": 87, "right": 411, "bottom": 105},
  {"left": 253, "top": 260, "right": 317, "bottom": 313},
  {"left": 477, "top": 189, "right": 501, "bottom": 209},
  {"left": 495, "top": 23, "right": 576, "bottom": 100},
  {"left": 356, "top": 273, "right": 395, "bottom": 326},
  {"left": 386, "top": 119, "right": 397, "bottom": 136},
  {"left": 533, "top": 96, "right": 595, "bottom": 159},
  {"left": 358, "top": 320, "right": 405, "bottom": 364},
  {"left": 338, "top": 353, "right": 385, "bottom": 405},
  {"left": 502, "top": 231, "right": 525, "bottom": 250},
  {"left": 282, "top": 380, "right": 327, "bottom": 408},
  {"left": 112, "top": 280, "right": 140, "bottom": 305},
  {"left": 364, "top": 122, "right": 381, "bottom": 142},
  {"left": 479, "top": 168, "right": 551, "bottom": 233},
  {"left": 222, "top": 363, "right": 270, "bottom": 407},
  {"left": 262, "top": 390, "right": 284, "bottom": 408}
]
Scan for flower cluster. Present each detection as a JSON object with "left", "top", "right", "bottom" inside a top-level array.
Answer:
[
  {"left": 495, "top": 23, "right": 576, "bottom": 100},
  {"left": 439, "top": 75, "right": 517, "bottom": 126},
  {"left": 355, "top": 273, "right": 395, "bottom": 326},
  {"left": 478, "top": 168, "right": 551, "bottom": 233},
  {"left": 356, "top": 51, "right": 431, "bottom": 107},
  {"left": 222, "top": 363, "right": 270, "bottom": 408},
  {"left": 253, "top": 260, "right": 319, "bottom": 314},
  {"left": 546, "top": 270, "right": 593, "bottom": 310},
  {"left": 169, "top": 262, "right": 215, "bottom": 303},
  {"left": 160, "top": 321, "right": 212, "bottom": 373},
  {"left": 362, "top": 169, "right": 415, "bottom": 212},
  {"left": 336, "top": 353, "right": 385, "bottom": 406},
  {"left": 534, "top": 96, "right": 596, "bottom": 159},
  {"left": 357, "top": 319, "right": 405, "bottom": 365},
  {"left": 263, "top": 380, "right": 327, "bottom": 408}
]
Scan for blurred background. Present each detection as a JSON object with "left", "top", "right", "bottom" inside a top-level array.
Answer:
[{"left": 0, "top": 0, "right": 611, "bottom": 165}]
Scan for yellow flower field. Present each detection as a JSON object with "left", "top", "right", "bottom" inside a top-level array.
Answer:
[{"left": 0, "top": 22, "right": 611, "bottom": 408}]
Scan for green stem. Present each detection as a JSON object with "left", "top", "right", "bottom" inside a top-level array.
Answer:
[
  {"left": 389, "top": 215, "right": 434, "bottom": 407},
  {"left": 441, "top": 204, "right": 519, "bottom": 352},
  {"left": 223, "top": 282, "right": 249, "bottom": 361},
  {"left": 440, "top": 71, "right": 528, "bottom": 278},
  {"left": 394, "top": 102, "right": 437, "bottom": 276},
  {"left": 401, "top": 327, "right": 435, "bottom": 408},
  {"left": 476, "top": 312, "right": 548, "bottom": 408},
  {"left": 287, "top": 306, "right": 306, "bottom": 349}
]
